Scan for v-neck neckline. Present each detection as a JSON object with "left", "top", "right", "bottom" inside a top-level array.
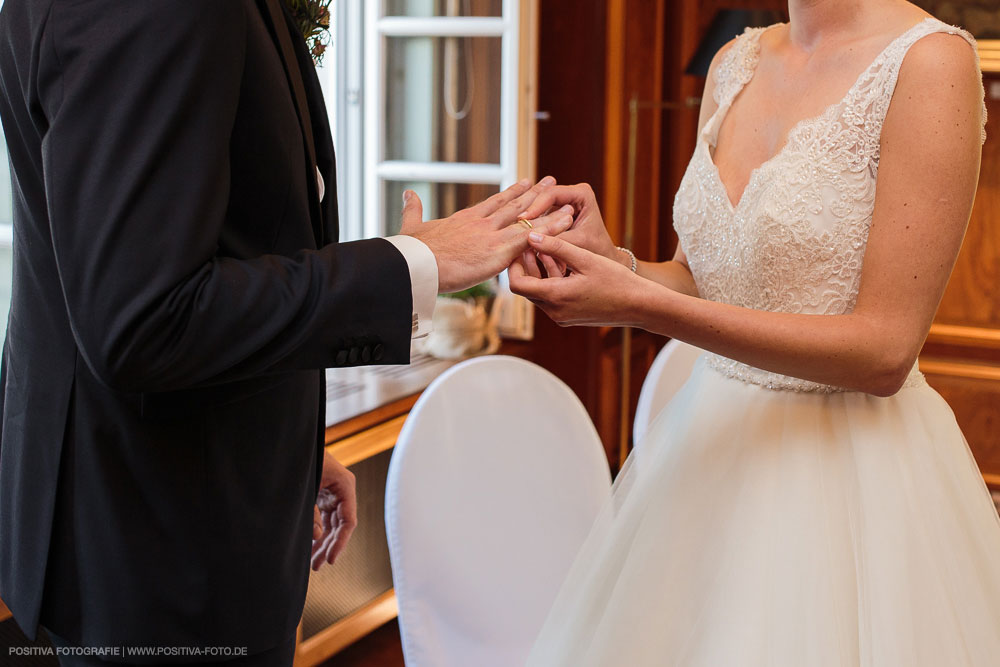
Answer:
[{"left": 703, "top": 17, "right": 934, "bottom": 213}]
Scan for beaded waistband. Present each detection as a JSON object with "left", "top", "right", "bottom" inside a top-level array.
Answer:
[{"left": 704, "top": 354, "right": 927, "bottom": 394}]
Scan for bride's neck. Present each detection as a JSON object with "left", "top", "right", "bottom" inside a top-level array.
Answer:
[{"left": 786, "top": 0, "right": 875, "bottom": 49}]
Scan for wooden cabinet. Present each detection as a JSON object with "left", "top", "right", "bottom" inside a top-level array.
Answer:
[{"left": 921, "top": 74, "right": 1000, "bottom": 476}]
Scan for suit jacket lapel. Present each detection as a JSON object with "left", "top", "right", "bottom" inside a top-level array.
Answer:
[
  {"left": 295, "top": 33, "right": 341, "bottom": 245},
  {"left": 259, "top": 0, "right": 325, "bottom": 246}
]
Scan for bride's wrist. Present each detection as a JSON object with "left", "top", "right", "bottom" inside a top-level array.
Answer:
[
  {"left": 626, "top": 280, "right": 680, "bottom": 334},
  {"left": 613, "top": 246, "right": 638, "bottom": 272}
]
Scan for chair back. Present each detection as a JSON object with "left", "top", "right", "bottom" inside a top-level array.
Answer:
[
  {"left": 632, "top": 339, "right": 703, "bottom": 447},
  {"left": 386, "top": 355, "right": 611, "bottom": 667}
]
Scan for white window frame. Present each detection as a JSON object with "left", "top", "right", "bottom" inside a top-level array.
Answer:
[
  {"left": 321, "top": 0, "right": 538, "bottom": 338},
  {"left": 322, "top": 0, "right": 527, "bottom": 240}
]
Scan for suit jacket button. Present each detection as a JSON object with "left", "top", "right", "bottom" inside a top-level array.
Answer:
[
  {"left": 335, "top": 349, "right": 348, "bottom": 366},
  {"left": 361, "top": 346, "right": 372, "bottom": 363},
  {"left": 373, "top": 343, "right": 385, "bottom": 361},
  {"left": 348, "top": 347, "right": 359, "bottom": 364}
]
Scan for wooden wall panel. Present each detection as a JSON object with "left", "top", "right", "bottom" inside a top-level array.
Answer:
[
  {"left": 922, "top": 75, "right": 1000, "bottom": 468},
  {"left": 519, "top": 0, "right": 613, "bottom": 458},
  {"left": 922, "top": 367, "right": 1000, "bottom": 476},
  {"left": 934, "top": 84, "right": 1000, "bottom": 329}
]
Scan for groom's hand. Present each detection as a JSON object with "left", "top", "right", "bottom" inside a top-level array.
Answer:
[
  {"left": 400, "top": 177, "right": 576, "bottom": 294},
  {"left": 311, "top": 450, "right": 357, "bottom": 571}
]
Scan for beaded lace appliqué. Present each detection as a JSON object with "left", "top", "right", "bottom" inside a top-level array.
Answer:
[{"left": 673, "top": 18, "right": 987, "bottom": 393}]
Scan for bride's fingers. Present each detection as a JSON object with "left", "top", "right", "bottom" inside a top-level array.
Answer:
[
  {"left": 519, "top": 183, "right": 588, "bottom": 220},
  {"left": 508, "top": 256, "right": 529, "bottom": 281},
  {"left": 496, "top": 206, "right": 573, "bottom": 264},
  {"left": 526, "top": 251, "right": 545, "bottom": 279},
  {"left": 539, "top": 252, "right": 562, "bottom": 279},
  {"left": 525, "top": 231, "right": 591, "bottom": 273}
]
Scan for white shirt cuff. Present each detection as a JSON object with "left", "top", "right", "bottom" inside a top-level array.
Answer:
[{"left": 384, "top": 235, "right": 438, "bottom": 339}]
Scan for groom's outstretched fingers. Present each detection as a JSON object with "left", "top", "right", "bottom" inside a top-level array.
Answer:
[
  {"left": 465, "top": 178, "right": 532, "bottom": 218},
  {"left": 486, "top": 176, "right": 558, "bottom": 229},
  {"left": 517, "top": 205, "right": 575, "bottom": 238},
  {"left": 497, "top": 205, "right": 574, "bottom": 257}
]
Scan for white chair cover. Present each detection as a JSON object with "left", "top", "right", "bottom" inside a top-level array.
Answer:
[
  {"left": 632, "top": 338, "right": 703, "bottom": 447},
  {"left": 385, "top": 355, "right": 611, "bottom": 667}
]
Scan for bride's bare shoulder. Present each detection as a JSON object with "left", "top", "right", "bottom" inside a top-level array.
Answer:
[
  {"left": 904, "top": 29, "right": 980, "bottom": 75},
  {"left": 896, "top": 27, "right": 982, "bottom": 118}
]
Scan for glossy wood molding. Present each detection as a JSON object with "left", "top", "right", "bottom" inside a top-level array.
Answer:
[
  {"left": 518, "top": 0, "right": 539, "bottom": 181},
  {"left": 926, "top": 324, "right": 1000, "bottom": 351},
  {"left": 327, "top": 414, "right": 407, "bottom": 468},
  {"left": 919, "top": 358, "right": 1000, "bottom": 382},
  {"left": 324, "top": 394, "right": 418, "bottom": 445},
  {"left": 980, "top": 40, "right": 1000, "bottom": 73},
  {"left": 294, "top": 591, "right": 399, "bottom": 667}
]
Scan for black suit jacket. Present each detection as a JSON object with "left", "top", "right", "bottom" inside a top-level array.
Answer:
[{"left": 0, "top": 0, "right": 413, "bottom": 654}]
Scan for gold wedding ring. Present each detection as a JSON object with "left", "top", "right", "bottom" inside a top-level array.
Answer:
[{"left": 517, "top": 218, "right": 533, "bottom": 230}]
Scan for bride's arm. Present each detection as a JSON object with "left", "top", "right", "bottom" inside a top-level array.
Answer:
[{"left": 511, "top": 33, "right": 983, "bottom": 397}]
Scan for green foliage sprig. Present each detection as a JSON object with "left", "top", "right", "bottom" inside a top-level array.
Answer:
[
  {"left": 284, "top": 0, "right": 333, "bottom": 65},
  {"left": 442, "top": 282, "right": 496, "bottom": 301}
]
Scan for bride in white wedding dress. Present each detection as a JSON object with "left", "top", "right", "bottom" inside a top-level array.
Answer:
[{"left": 509, "top": 0, "right": 1000, "bottom": 664}]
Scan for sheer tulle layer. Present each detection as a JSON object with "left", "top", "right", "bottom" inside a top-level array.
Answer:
[{"left": 527, "top": 358, "right": 1000, "bottom": 666}]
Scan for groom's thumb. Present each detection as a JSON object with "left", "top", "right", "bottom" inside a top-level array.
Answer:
[{"left": 400, "top": 190, "right": 424, "bottom": 232}]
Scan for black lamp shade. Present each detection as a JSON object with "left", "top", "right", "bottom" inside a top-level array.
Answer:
[{"left": 684, "top": 9, "right": 787, "bottom": 76}]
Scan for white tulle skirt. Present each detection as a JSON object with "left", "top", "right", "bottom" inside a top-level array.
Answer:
[{"left": 527, "top": 357, "right": 1000, "bottom": 666}]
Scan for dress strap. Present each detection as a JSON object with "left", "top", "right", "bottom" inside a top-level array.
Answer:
[
  {"left": 711, "top": 26, "right": 772, "bottom": 108},
  {"left": 861, "top": 18, "right": 987, "bottom": 145}
]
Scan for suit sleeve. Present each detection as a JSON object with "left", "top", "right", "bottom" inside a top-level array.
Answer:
[{"left": 37, "top": 0, "right": 413, "bottom": 393}]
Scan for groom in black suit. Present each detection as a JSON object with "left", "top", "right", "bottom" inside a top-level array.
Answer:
[{"left": 0, "top": 0, "right": 561, "bottom": 663}]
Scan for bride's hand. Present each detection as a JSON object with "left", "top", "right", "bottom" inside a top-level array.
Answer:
[
  {"left": 509, "top": 233, "right": 644, "bottom": 327},
  {"left": 518, "top": 183, "right": 632, "bottom": 270}
]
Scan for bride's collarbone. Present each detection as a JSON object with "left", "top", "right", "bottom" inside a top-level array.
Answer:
[
  {"left": 712, "top": 18, "right": 930, "bottom": 177},
  {"left": 716, "top": 61, "right": 864, "bottom": 160}
]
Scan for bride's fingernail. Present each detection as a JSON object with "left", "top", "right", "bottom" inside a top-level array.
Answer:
[
  {"left": 519, "top": 178, "right": 531, "bottom": 187},
  {"left": 529, "top": 232, "right": 544, "bottom": 242},
  {"left": 541, "top": 176, "right": 556, "bottom": 186}
]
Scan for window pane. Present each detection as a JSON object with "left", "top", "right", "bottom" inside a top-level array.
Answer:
[
  {"left": 385, "top": 0, "right": 502, "bottom": 17},
  {"left": 383, "top": 181, "right": 499, "bottom": 235},
  {"left": 385, "top": 36, "right": 502, "bottom": 164}
]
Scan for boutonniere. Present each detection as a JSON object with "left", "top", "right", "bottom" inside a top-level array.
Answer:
[{"left": 284, "top": 0, "right": 333, "bottom": 65}]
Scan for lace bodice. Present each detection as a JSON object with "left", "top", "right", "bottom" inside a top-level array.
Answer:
[{"left": 673, "top": 18, "right": 987, "bottom": 392}]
